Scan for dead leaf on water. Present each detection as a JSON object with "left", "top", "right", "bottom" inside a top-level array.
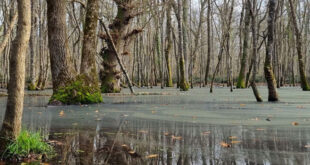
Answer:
[
  {"left": 138, "top": 130, "right": 148, "bottom": 134},
  {"left": 292, "top": 122, "right": 299, "bottom": 126},
  {"left": 152, "top": 111, "right": 156, "bottom": 114},
  {"left": 229, "top": 136, "right": 237, "bottom": 140},
  {"left": 220, "top": 142, "right": 231, "bottom": 148},
  {"left": 240, "top": 104, "right": 246, "bottom": 107},
  {"left": 59, "top": 110, "right": 65, "bottom": 117},
  {"left": 231, "top": 141, "right": 241, "bottom": 144},
  {"left": 164, "top": 132, "right": 169, "bottom": 136},
  {"left": 72, "top": 123, "right": 78, "bottom": 126},
  {"left": 201, "top": 131, "right": 211, "bottom": 135},
  {"left": 146, "top": 154, "right": 158, "bottom": 159},
  {"left": 128, "top": 150, "right": 135, "bottom": 154},
  {"left": 171, "top": 135, "right": 182, "bottom": 140},
  {"left": 95, "top": 110, "right": 99, "bottom": 113},
  {"left": 256, "top": 128, "right": 265, "bottom": 131},
  {"left": 304, "top": 145, "right": 310, "bottom": 148}
]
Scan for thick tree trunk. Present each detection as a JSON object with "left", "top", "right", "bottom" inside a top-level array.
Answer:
[
  {"left": 288, "top": 0, "right": 310, "bottom": 91},
  {"left": 99, "top": 0, "right": 139, "bottom": 93},
  {"left": 47, "top": 0, "right": 76, "bottom": 92},
  {"left": 0, "top": 0, "right": 31, "bottom": 152},
  {"left": 237, "top": 0, "right": 251, "bottom": 89},
  {"left": 265, "top": 0, "right": 279, "bottom": 102}
]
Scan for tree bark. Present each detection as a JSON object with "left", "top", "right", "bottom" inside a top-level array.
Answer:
[
  {"left": 237, "top": 0, "right": 251, "bottom": 89},
  {"left": 0, "top": 0, "right": 31, "bottom": 152},
  {"left": 0, "top": 13, "right": 17, "bottom": 56},
  {"left": 288, "top": 0, "right": 310, "bottom": 91},
  {"left": 80, "top": 0, "right": 101, "bottom": 96},
  {"left": 47, "top": 0, "right": 76, "bottom": 92},
  {"left": 265, "top": 0, "right": 279, "bottom": 102}
]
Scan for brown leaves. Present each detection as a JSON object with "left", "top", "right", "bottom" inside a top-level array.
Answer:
[
  {"left": 171, "top": 135, "right": 182, "bottom": 140},
  {"left": 59, "top": 110, "right": 65, "bottom": 117},
  {"left": 291, "top": 122, "right": 299, "bottom": 126},
  {"left": 146, "top": 154, "right": 158, "bottom": 159},
  {"left": 220, "top": 142, "right": 231, "bottom": 148}
]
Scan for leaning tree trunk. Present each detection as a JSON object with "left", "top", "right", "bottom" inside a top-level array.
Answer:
[
  {"left": 288, "top": 0, "right": 310, "bottom": 91},
  {"left": 0, "top": 13, "right": 17, "bottom": 56},
  {"left": 0, "top": 0, "right": 31, "bottom": 152},
  {"left": 249, "top": 0, "right": 263, "bottom": 102},
  {"left": 79, "top": 0, "right": 102, "bottom": 103},
  {"left": 265, "top": 0, "right": 279, "bottom": 102},
  {"left": 237, "top": 0, "right": 251, "bottom": 89}
]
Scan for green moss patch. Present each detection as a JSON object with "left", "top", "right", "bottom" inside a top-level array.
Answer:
[{"left": 50, "top": 77, "right": 103, "bottom": 105}]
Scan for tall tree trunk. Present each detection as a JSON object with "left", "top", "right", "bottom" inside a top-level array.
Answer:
[
  {"left": 165, "top": 0, "right": 173, "bottom": 87},
  {"left": 265, "top": 0, "right": 279, "bottom": 102},
  {"left": 249, "top": 0, "right": 263, "bottom": 102},
  {"left": 79, "top": 0, "right": 102, "bottom": 102},
  {"left": 0, "top": 0, "right": 31, "bottom": 152},
  {"left": 237, "top": 0, "right": 251, "bottom": 89},
  {"left": 288, "top": 0, "right": 310, "bottom": 91},
  {"left": 28, "top": 0, "right": 39, "bottom": 90},
  {"left": 177, "top": 0, "right": 189, "bottom": 91},
  {"left": 47, "top": 0, "right": 76, "bottom": 92},
  {"left": 204, "top": 0, "right": 211, "bottom": 86}
]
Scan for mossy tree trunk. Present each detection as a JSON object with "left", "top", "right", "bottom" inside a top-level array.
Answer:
[
  {"left": 99, "top": 0, "right": 140, "bottom": 93},
  {"left": 288, "top": 0, "right": 310, "bottom": 91},
  {"left": 265, "top": 0, "right": 279, "bottom": 102},
  {"left": 0, "top": 0, "right": 31, "bottom": 152},
  {"left": 79, "top": 0, "right": 102, "bottom": 102},
  {"left": 237, "top": 0, "right": 251, "bottom": 89}
]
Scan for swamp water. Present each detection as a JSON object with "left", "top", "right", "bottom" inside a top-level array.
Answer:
[{"left": 1, "top": 87, "right": 310, "bottom": 164}]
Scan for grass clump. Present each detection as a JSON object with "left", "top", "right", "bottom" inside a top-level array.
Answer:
[
  {"left": 3, "top": 130, "right": 54, "bottom": 159},
  {"left": 50, "top": 77, "right": 103, "bottom": 105}
]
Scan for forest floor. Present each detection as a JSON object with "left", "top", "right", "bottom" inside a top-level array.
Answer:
[{"left": 1, "top": 87, "right": 310, "bottom": 164}]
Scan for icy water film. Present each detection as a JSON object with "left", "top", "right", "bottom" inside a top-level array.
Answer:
[{"left": 1, "top": 87, "right": 310, "bottom": 164}]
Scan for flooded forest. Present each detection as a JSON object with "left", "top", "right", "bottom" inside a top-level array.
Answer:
[{"left": 1, "top": 0, "right": 310, "bottom": 164}]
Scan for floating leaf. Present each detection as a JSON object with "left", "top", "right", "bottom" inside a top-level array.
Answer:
[
  {"left": 171, "top": 135, "right": 182, "bottom": 140},
  {"left": 292, "top": 122, "right": 299, "bottom": 126},
  {"left": 220, "top": 142, "right": 231, "bottom": 148},
  {"left": 59, "top": 110, "right": 65, "bottom": 117},
  {"left": 231, "top": 141, "right": 241, "bottom": 144},
  {"left": 240, "top": 104, "right": 246, "bottom": 107},
  {"left": 229, "top": 136, "right": 237, "bottom": 140},
  {"left": 128, "top": 150, "right": 135, "bottom": 154},
  {"left": 146, "top": 154, "right": 158, "bottom": 159},
  {"left": 201, "top": 131, "right": 211, "bottom": 135},
  {"left": 256, "top": 128, "right": 265, "bottom": 131},
  {"left": 138, "top": 130, "right": 148, "bottom": 134},
  {"left": 152, "top": 111, "right": 156, "bottom": 114},
  {"left": 95, "top": 110, "right": 99, "bottom": 113},
  {"left": 305, "top": 145, "right": 310, "bottom": 148},
  {"left": 164, "top": 132, "right": 169, "bottom": 136}
]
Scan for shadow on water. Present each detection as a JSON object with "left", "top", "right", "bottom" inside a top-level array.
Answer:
[{"left": 1, "top": 88, "right": 310, "bottom": 164}]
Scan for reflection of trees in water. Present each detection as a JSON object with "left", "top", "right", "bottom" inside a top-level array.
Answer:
[{"left": 51, "top": 118, "right": 310, "bottom": 165}]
